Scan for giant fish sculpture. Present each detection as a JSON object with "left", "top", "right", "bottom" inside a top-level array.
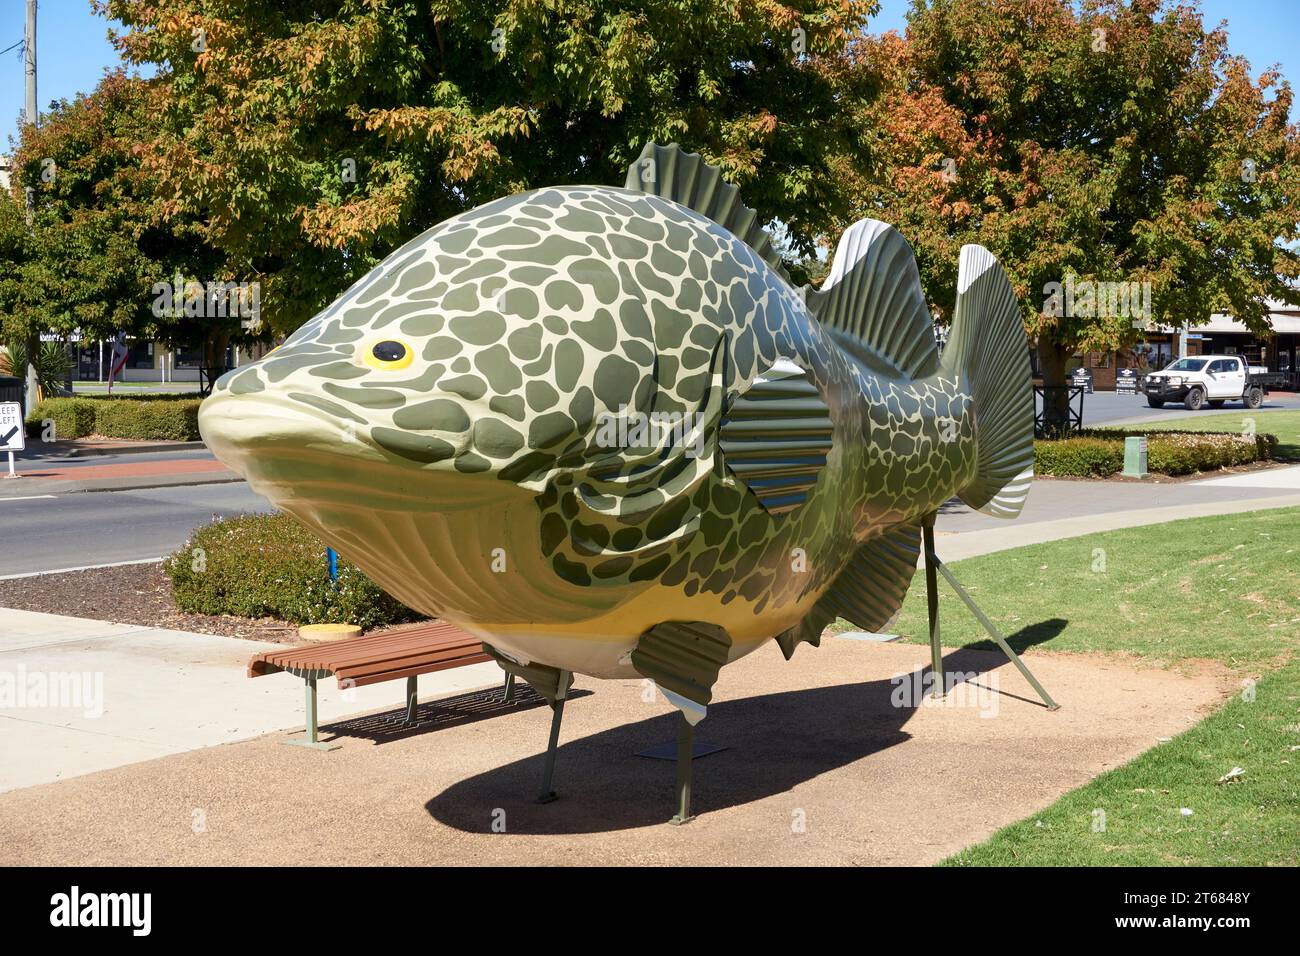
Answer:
[{"left": 201, "top": 143, "right": 1032, "bottom": 752}]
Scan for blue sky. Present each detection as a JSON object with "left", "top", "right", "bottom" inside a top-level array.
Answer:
[{"left": 1, "top": 0, "right": 1296, "bottom": 150}]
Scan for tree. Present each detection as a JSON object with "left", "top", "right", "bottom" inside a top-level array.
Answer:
[
  {"left": 849, "top": 0, "right": 1300, "bottom": 422},
  {"left": 97, "top": 0, "right": 881, "bottom": 334},
  {"left": 3, "top": 71, "right": 244, "bottom": 374}
]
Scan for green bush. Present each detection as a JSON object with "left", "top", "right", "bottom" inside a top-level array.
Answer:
[
  {"left": 164, "top": 513, "right": 421, "bottom": 630},
  {"left": 29, "top": 398, "right": 97, "bottom": 441},
  {"left": 28, "top": 396, "right": 203, "bottom": 441},
  {"left": 1033, "top": 436, "right": 1124, "bottom": 477},
  {"left": 1034, "top": 429, "right": 1276, "bottom": 478}
]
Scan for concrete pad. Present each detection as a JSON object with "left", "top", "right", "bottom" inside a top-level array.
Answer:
[
  {"left": 1191, "top": 464, "right": 1300, "bottom": 489},
  {"left": 0, "top": 638, "right": 1228, "bottom": 866},
  {"left": 0, "top": 609, "right": 502, "bottom": 793}
]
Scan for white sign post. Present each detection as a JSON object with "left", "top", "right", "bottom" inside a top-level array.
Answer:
[{"left": 0, "top": 402, "right": 24, "bottom": 478}]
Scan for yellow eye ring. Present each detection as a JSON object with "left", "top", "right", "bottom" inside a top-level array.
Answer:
[{"left": 362, "top": 339, "right": 413, "bottom": 371}]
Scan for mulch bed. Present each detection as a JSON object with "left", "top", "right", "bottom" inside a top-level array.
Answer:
[{"left": 2, "top": 562, "right": 306, "bottom": 643}]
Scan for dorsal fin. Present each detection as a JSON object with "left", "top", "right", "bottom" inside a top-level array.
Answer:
[
  {"left": 804, "top": 219, "right": 940, "bottom": 379},
  {"left": 624, "top": 142, "right": 790, "bottom": 282}
]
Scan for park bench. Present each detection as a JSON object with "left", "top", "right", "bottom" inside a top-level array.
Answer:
[{"left": 247, "top": 620, "right": 509, "bottom": 750}]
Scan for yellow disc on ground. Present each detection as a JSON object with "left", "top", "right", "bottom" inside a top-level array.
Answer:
[{"left": 299, "top": 623, "right": 361, "bottom": 642}]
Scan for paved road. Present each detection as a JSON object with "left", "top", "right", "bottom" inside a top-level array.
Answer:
[
  {"left": 12, "top": 445, "right": 216, "bottom": 475},
  {"left": 0, "top": 482, "right": 273, "bottom": 577},
  {"left": 1077, "top": 389, "right": 1300, "bottom": 426}
]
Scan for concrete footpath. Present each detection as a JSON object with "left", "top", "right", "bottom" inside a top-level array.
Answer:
[
  {"left": 0, "top": 609, "right": 501, "bottom": 793},
  {"left": 934, "top": 465, "right": 1300, "bottom": 560}
]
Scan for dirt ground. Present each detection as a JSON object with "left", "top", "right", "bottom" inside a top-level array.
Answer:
[
  {"left": 0, "top": 638, "right": 1229, "bottom": 866},
  {"left": 0, "top": 563, "right": 424, "bottom": 643}
]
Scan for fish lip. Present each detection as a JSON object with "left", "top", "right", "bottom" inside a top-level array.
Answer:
[{"left": 198, "top": 393, "right": 528, "bottom": 512}]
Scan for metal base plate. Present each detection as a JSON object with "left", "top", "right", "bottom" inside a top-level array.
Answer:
[
  {"left": 636, "top": 741, "right": 728, "bottom": 760},
  {"left": 283, "top": 739, "right": 341, "bottom": 752}
]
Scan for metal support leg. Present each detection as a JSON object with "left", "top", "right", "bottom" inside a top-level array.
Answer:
[
  {"left": 405, "top": 675, "right": 418, "bottom": 723},
  {"left": 536, "top": 670, "right": 569, "bottom": 804},
  {"left": 503, "top": 672, "right": 515, "bottom": 703},
  {"left": 670, "top": 712, "right": 695, "bottom": 825},
  {"left": 933, "top": 558, "right": 1060, "bottom": 711},
  {"left": 285, "top": 674, "right": 341, "bottom": 750},
  {"left": 923, "top": 518, "right": 944, "bottom": 698}
]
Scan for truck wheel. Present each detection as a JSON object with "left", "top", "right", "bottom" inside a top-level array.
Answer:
[
  {"left": 1184, "top": 387, "right": 1205, "bottom": 411},
  {"left": 1244, "top": 386, "right": 1263, "bottom": 409},
  {"left": 1209, "top": 399, "right": 1225, "bottom": 408},
  {"left": 1147, "top": 397, "right": 1165, "bottom": 408}
]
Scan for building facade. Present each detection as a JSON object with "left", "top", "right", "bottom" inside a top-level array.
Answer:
[{"left": 1060, "top": 299, "right": 1300, "bottom": 391}]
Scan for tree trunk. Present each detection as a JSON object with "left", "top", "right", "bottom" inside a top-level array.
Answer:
[
  {"left": 203, "top": 330, "right": 231, "bottom": 396},
  {"left": 1037, "top": 339, "right": 1073, "bottom": 437},
  {"left": 24, "top": 331, "right": 40, "bottom": 414}
]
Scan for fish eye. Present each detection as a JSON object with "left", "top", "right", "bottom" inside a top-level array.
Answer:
[{"left": 363, "top": 340, "right": 413, "bottom": 370}]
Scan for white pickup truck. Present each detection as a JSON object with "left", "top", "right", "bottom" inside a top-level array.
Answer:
[{"left": 1143, "top": 355, "right": 1271, "bottom": 410}]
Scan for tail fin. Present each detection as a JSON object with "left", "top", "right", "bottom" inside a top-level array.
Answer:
[{"left": 940, "top": 245, "right": 1034, "bottom": 519}]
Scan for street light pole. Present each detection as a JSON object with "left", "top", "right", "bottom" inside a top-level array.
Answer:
[{"left": 22, "top": 0, "right": 39, "bottom": 414}]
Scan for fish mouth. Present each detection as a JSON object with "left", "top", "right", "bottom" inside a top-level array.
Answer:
[
  {"left": 199, "top": 392, "right": 626, "bottom": 625},
  {"left": 199, "top": 393, "right": 527, "bottom": 513}
]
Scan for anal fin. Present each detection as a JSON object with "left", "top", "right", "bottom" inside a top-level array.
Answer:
[{"left": 776, "top": 520, "right": 922, "bottom": 659}]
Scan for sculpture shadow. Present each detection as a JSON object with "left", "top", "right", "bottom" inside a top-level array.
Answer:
[
  {"left": 956, "top": 616, "right": 1067, "bottom": 656},
  {"left": 425, "top": 618, "right": 1068, "bottom": 834},
  {"left": 322, "top": 684, "right": 588, "bottom": 745}
]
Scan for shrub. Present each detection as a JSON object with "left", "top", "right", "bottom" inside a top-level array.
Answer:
[
  {"left": 1033, "top": 436, "right": 1124, "bottom": 477},
  {"left": 28, "top": 396, "right": 203, "bottom": 441},
  {"left": 29, "top": 398, "right": 97, "bottom": 441},
  {"left": 1034, "top": 429, "right": 1276, "bottom": 478},
  {"left": 164, "top": 513, "right": 421, "bottom": 630},
  {"left": 91, "top": 398, "right": 200, "bottom": 440}
]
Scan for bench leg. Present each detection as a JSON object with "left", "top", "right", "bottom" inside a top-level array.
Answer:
[
  {"left": 536, "top": 670, "right": 569, "bottom": 804},
  {"left": 285, "top": 675, "right": 341, "bottom": 751},
  {"left": 669, "top": 712, "right": 695, "bottom": 825},
  {"left": 405, "top": 675, "right": 418, "bottom": 723},
  {"left": 502, "top": 672, "right": 515, "bottom": 703}
]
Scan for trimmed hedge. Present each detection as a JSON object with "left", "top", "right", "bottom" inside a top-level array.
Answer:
[
  {"left": 1035, "top": 429, "right": 1277, "bottom": 478},
  {"left": 28, "top": 396, "right": 203, "bottom": 441},
  {"left": 164, "top": 514, "right": 421, "bottom": 630}
]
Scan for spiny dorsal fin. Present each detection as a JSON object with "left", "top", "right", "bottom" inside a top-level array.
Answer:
[
  {"left": 804, "top": 219, "right": 939, "bottom": 379},
  {"left": 624, "top": 142, "right": 790, "bottom": 282}
]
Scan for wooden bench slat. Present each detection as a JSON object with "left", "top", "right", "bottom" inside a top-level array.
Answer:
[
  {"left": 247, "top": 621, "right": 491, "bottom": 684},
  {"left": 341, "top": 653, "right": 494, "bottom": 687},
  {"left": 337, "top": 648, "right": 494, "bottom": 682},
  {"left": 267, "top": 633, "right": 482, "bottom": 672}
]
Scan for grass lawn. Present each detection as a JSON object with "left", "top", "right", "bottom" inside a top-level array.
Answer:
[
  {"left": 942, "top": 658, "right": 1300, "bottom": 865},
  {"left": 1131, "top": 409, "right": 1300, "bottom": 462},
  {"left": 885, "top": 507, "right": 1300, "bottom": 669},
  {"left": 862, "top": 508, "right": 1300, "bottom": 865}
]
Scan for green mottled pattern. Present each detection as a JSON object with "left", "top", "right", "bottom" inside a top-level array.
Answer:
[{"left": 205, "top": 183, "right": 985, "bottom": 680}]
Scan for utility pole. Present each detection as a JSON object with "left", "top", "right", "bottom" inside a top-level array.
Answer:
[{"left": 22, "top": 0, "right": 39, "bottom": 414}]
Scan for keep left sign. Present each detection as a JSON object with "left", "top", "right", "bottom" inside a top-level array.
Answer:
[{"left": 0, "top": 402, "right": 25, "bottom": 452}]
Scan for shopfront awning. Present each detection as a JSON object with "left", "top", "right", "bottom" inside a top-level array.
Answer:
[{"left": 1193, "top": 300, "right": 1300, "bottom": 335}]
